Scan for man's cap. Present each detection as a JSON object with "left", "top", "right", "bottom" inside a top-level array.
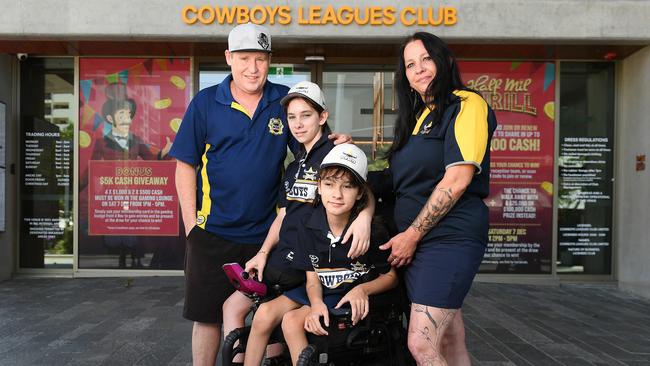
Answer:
[
  {"left": 280, "top": 81, "right": 327, "bottom": 111},
  {"left": 228, "top": 23, "right": 272, "bottom": 53},
  {"left": 320, "top": 144, "right": 368, "bottom": 183}
]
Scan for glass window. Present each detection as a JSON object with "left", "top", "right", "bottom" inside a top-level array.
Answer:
[
  {"left": 19, "top": 58, "right": 74, "bottom": 269},
  {"left": 78, "top": 58, "right": 191, "bottom": 270},
  {"left": 322, "top": 69, "right": 395, "bottom": 170},
  {"left": 557, "top": 62, "right": 615, "bottom": 275},
  {"left": 199, "top": 64, "right": 310, "bottom": 91}
]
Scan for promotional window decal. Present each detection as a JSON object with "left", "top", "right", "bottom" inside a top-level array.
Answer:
[
  {"left": 78, "top": 58, "right": 191, "bottom": 269},
  {"left": 460, "top": 61, "right": 556, "bottom": 274}
]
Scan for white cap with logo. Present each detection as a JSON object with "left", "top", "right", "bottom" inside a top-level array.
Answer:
[
  {"left": 228, "top": 23, "right": 272, "bottom": 53},
  {"left": 320, "top": 144, "right": 368, "bottom": 183},
  {"left": 280, "top": 81, "right": 327, "bottom": 111}
]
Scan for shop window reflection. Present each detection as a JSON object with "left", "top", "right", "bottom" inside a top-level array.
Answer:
[
  {"left": 19, "top": 58, "right": 74, "bottom": 269},
  {"left": 557, "top": 62, "right": 614, "bottom": 275}
]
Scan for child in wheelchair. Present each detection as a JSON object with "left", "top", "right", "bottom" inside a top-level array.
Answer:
[
  {"left": 241, "top": 144, "right": 394, "bottom": 366},
  {"left": 223, "top": 146, "right": 410, "bottom": 365},
  {"left": 278, "top": 145, "right": 398, "bottom": 365}
]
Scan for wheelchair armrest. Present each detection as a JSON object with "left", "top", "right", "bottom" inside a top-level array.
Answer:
[{"left": 329, "top": 307, "right": 351, "bottom": 317}]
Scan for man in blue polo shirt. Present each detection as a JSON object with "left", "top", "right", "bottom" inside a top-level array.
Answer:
[
  {"left": 170, "top": 24, "right": 349, "bottom": 366},
  {"left": 170, "top": 23, "right": 291, "bottom": 365}
]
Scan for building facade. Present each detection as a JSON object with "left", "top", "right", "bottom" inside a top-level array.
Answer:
[{"left": 0, "top": 0, "right": 649, "bottom": 297}]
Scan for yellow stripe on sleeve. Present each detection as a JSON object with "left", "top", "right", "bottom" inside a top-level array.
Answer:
[
  {"left": 231, "top": 102, "right": 252, "bottom": 119},
  {"left": 197, "top": 144, "right": 212, "bottom": 229},
  {"left": 452, "top": 90, "right": 489, "bottom": 167},
  {"left": 411, "top": 107, "right": 431, "bottom": 135}
]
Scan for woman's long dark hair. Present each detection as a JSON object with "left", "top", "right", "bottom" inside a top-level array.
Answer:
[{"left": 387, "top": 32, "right": 467, "bottom": 160}]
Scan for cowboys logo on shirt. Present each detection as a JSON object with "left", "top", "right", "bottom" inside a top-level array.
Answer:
[
  {"left": 315, "top": 266, "right": 370, "bottom": 289},
  {"left": 286, "top": 164, "right": 319, "bottom": 203}
]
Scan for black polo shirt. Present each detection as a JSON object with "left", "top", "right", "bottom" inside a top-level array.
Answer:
[
  {"left": 267, "top": 133, "right": 334, "bottom": 269},
  {"left": 295, "top": 205, "right": 391, "bottom": 296},
  {"left": 390, "top": 90, "right": 497, "bottom": 243}
]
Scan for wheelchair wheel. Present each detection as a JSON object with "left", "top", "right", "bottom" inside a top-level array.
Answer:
[
  {"left": 222, "top": 326, "right": 251, "bottom": 366},
  {"left": 261, "top": 358, "right": 278, "bottom": 366},
  {"left": 296, "top": 344, "right": 318, "bottom": 366}
]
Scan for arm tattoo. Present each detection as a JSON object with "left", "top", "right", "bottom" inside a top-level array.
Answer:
[{"left": 411, "top": 187, "right": 458, "bottom": 233}]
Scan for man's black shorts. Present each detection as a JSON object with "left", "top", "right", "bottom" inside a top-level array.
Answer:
[{"left": 183, "top": 226, "right": 260, "bottom": 324}]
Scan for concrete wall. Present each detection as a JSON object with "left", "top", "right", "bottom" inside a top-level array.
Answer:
[
  {"left": 0, "top": 55, "right": 15, "bottom": 281},
  {"left": 0, "top": 0, "right": 649, "bottom": 42},
  {"left": 616, "top": 46, "right": 650, "bottom": 298}
]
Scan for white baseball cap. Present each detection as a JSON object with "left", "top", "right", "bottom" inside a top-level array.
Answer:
[
  {"left": 280, "top": 81, "right": 327, "bottom": 111},
  {"left": 228, "top": 23, "right": 272, "bottom": 53},
  {"left": 320, "top": 144, "right": 368, "bottom": 183}
]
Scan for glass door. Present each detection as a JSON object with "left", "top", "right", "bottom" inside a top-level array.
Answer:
[
  {"left": 19, "top": 58, "right": 74, "bottom": 269},
  {"left": 557, "top": 62, "right": 615, "bottom": 275}
]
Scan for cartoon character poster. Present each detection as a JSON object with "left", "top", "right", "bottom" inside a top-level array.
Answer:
[{"left": 78, "top": 58, "right": 191, "bottom": 269}]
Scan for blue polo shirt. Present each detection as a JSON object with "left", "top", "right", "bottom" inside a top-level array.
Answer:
[
  {"left": 390, "top": 90, "right": 497, "bottom": 243},
  {"left": 267, "top": 133, "right": 334, "bottom": 269},
  {"left": 169, "top": 75, "right": 291, "bottom": 244}
]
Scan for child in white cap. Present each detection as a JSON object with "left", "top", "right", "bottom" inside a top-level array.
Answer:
[{"left": 278, "top": 144, "right": 398, "bottom": 365}]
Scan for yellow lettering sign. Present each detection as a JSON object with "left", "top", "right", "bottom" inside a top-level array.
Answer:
[
  {"left": 198, "top": 5, "right": 216, "bottom": 24},
  {"left": 182, "top": 5, "right": 198, "bottom": 24},
  {"left": 181, "top": 5, "right": 458, "bottom": 27},
  {"left": 400, "top": 7, "right": 416, "bottom": 26}
]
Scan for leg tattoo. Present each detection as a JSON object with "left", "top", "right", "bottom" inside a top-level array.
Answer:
[{"left": 411, "top": 305, "right": 458, "bottom": 365}]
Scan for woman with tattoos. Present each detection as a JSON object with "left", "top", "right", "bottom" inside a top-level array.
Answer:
[{"left": 380, "top": 32, "right": 497, "bottom": 366}]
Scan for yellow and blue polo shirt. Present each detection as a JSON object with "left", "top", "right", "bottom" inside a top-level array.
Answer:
[
  {"left": 169, "top": 75, "right": 293, "bottom": 244},
  {"left": 390, "top": 90, "right": 498, "bottom": 243}
]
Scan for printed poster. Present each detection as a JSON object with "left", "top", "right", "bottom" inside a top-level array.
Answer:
[
  {"left": 460, "top": 62, "right": 556, "bottom": 274},
  {"left": 78, "top": 58, "right": 190, "bottom": 269}
]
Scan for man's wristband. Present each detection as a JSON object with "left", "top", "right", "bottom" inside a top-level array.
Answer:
[{"left": 258, "top": 250, "right": 268, "bottom": 255}]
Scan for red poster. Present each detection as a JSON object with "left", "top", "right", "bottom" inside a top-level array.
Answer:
[
  {"left": 88, "top": 161, "right": 178, "bottom": 236},
  {"left": 78, "top": 58, "right": 190, "bottom": 269},
  {"left": 460, "top": 62, "right": 556, "bottom": 274}
]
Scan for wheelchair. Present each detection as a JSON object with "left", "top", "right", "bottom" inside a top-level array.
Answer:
[
  {"left": 221, "top": 263, "right": 291, "bottom": 365},
  {"left": 295, "top": 289, "right": 412, "bottom": 366},
  {"left": 221, "top": 263, "right": 413, "bottom": 366},
  {"left": 223, "top": 170, "right": 411, "bottom": 365}
]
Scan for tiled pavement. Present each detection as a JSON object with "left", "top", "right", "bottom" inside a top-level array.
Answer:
[{"left": 0, "top": 277, "right": 649, "bottom": 365}]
